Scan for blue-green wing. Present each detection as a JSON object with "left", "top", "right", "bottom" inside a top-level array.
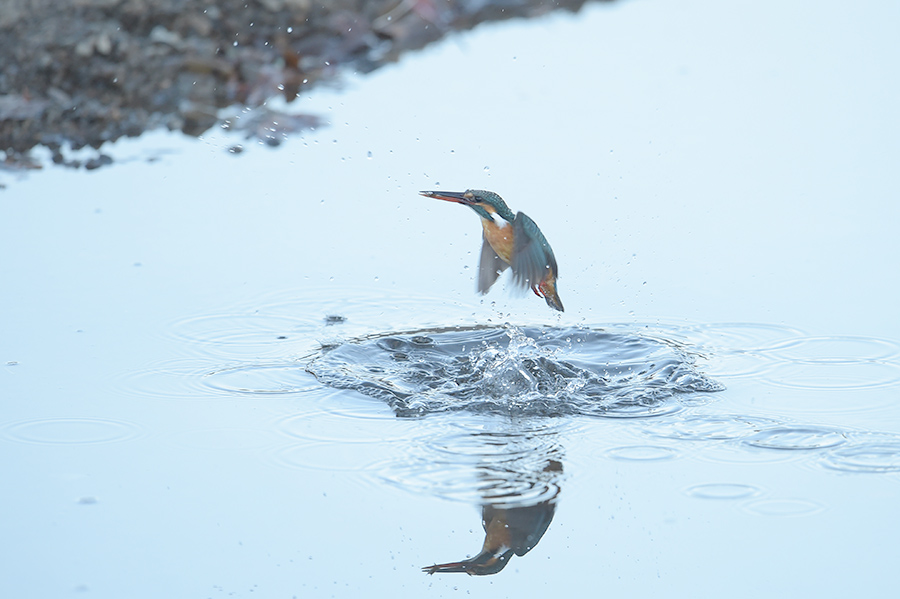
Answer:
[
  {"left": 510, "top": 212, "right": 557, "bottom": 289},
  {"left": 478, "top": 233, "right": 509, "bottom": 293}
]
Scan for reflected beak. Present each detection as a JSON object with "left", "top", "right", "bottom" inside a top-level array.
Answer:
[
  {"left": 421, "top": 550, "right": 511, "bottom": 576},
  {"left": 422, "top": 561, "right": 472, "bottom": 574},
  {"left": 419, "top": 190, "right": 474, "bottom": 205}
]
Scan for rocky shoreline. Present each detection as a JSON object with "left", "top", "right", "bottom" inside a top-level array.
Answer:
[{"left": 1, "top": 0, "right": 603, "bottom": 170}]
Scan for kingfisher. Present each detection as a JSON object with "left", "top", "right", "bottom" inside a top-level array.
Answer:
[
  {"left": 419, "top": 189, "right": 564, "bottom": 312},
  {"left": 422, "top": 500, "right": 557, "bottom": 576}
]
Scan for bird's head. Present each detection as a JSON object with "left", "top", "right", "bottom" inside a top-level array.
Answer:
[{"left": 420, "top": 189, "right": 514, "bottom": 223}]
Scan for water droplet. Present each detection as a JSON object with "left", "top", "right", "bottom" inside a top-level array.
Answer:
[
  {"left": 483, "top": 166, "right": 490, "bottom": 172},
  {"left": 367, "top": 151, "right": 373, "bottom": 159},
  {"left": 287, "top": 26, "right": 293, "bottom": 33}
]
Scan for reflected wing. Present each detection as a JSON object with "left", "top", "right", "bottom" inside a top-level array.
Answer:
[
  {"left": 510, "top": 212, "right": 557, "bottom": 289},
  {"left": 478, "top": 234, "right": 509, "bottom": 293}
]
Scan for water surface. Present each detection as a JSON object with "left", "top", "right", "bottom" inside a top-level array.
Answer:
[{"left": 2, "top": 0, "right": 900, "bottom": 597}]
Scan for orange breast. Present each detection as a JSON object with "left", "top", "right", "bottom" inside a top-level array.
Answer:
[{"left": 481, "top": 218, "right": 514, "bottom": 264}]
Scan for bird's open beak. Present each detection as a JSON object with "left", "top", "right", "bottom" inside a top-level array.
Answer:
[{"left": 419, "top": 190, "right": 474, "bottom": 205}]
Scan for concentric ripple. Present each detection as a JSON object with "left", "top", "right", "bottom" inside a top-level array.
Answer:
[
  {"left": 306, "top": 325, "right": 724, "bottom": 418},
  {"left": 821, "top": 433, "right": 900, "bottom": 473},
  {"left": 744, "top": 426, "right": 847, "bottom": 451},
  {"left": 685, "top": 483, "right": 762, "bottom": 500},
  {"left": 646, "top": 414, "right": 782, "bottom": 441},
  {"left": 376, "top": 419, "right": 566, "bottom": 507},
  {"left": 1, "top": 417, "right": 141, "bottom": 445}
]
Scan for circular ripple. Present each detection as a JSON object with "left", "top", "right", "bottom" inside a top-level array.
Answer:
[
  {"left": 593, "top": 400, "right": 684, "bottom": 419},
  {"left": 743, "top": 498, "right": 824, "bottom": 517},
  {"left": 744, "top": 426, "right": 846, "bottom": 451},
  {"left": 698, "top": 444, "right": 801, "bottom": 465},
  {"left": 377, "top": 460, "right": 562, "bottom": 507},
  {"left": 201, "top": 362, "right": 320, "bottom": 396},
  {"left": 1, "top": 417, "right": 141, "bottom": 445},
  {"left": 685, "top": 483, "right": 761, "bottom": 500},
  {"left": 276, "top": 410, "right": 416, "bottom": 444},
  {"left": 685, "top": 322, "right": 807, "bottom": 351},
  {"left": 378, "top": 449, "right": 564, "bottom": 507},
  {"left": 762, "top": 335, "right": 900, "bottom": 364},
  {"left": 646, "top": 414, "right": 781, "bottom": 441},
  {"left": 168, "top": 313, "right": 314, "bottom": 357},
  {"left": 267, "top": 442, "right": 384, "bottom": 472},
  {"left": 373, "top": 418, "right": 567, "bottom": 506},
  {"left": 822, "top": 433, "right": 900, "bottom": 473},
  {"left": 606, "top": 445, "right": 680, "bottom": 461},
  {"left": 761, "top": 361, "right": 900, "bottom": 390},
  {"left": 239, "top": 286, "right": 482, "bottom": 337},
  {"left": 699, "top": 350, "right": 776, "bottom": 380}
]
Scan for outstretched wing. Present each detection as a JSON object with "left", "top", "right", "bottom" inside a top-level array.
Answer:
[
  {"left": 510, "top": 212, "right": 558, "bottom": 290},
  {"left": 478, "top": 234, "right": 510, "bottom": 293}
]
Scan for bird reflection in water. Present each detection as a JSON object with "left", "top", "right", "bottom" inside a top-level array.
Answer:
[{"left": 423, "top": 457, "right": 562, "bottom": 576}]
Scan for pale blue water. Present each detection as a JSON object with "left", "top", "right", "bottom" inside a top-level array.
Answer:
[{"left": 2, "top": 0, "right": 900, "bottom": 597}]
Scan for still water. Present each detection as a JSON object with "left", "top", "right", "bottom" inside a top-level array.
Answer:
[{"left": 2, "top": 0, "right": 900, "bottom": 597}]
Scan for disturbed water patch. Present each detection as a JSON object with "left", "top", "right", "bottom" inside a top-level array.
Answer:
[
  {"left": 375, "top": 418, "right": 568, "bottom": 507},
  {"left": 306, "top": 324, "right": 725, "bottom": 418}
]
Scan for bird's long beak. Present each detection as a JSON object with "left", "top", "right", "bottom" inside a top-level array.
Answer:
[
  {"left": 422, "top": 560, "right": 472, "bottom": 574},
  {"left": 419, "top": 190, "right": 474, "bottom": 205},
  {"left": 421, "top": 549, "right": 511, "bottom": 576}
]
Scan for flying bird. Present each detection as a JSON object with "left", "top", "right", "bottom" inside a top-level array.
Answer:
[{"left": 420, "top": 189, "right": 563, "bottom": 312}]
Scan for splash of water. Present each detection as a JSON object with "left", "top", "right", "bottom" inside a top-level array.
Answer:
[{"left": 307, "top": 324, "right": 724, "bottom": 417}]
